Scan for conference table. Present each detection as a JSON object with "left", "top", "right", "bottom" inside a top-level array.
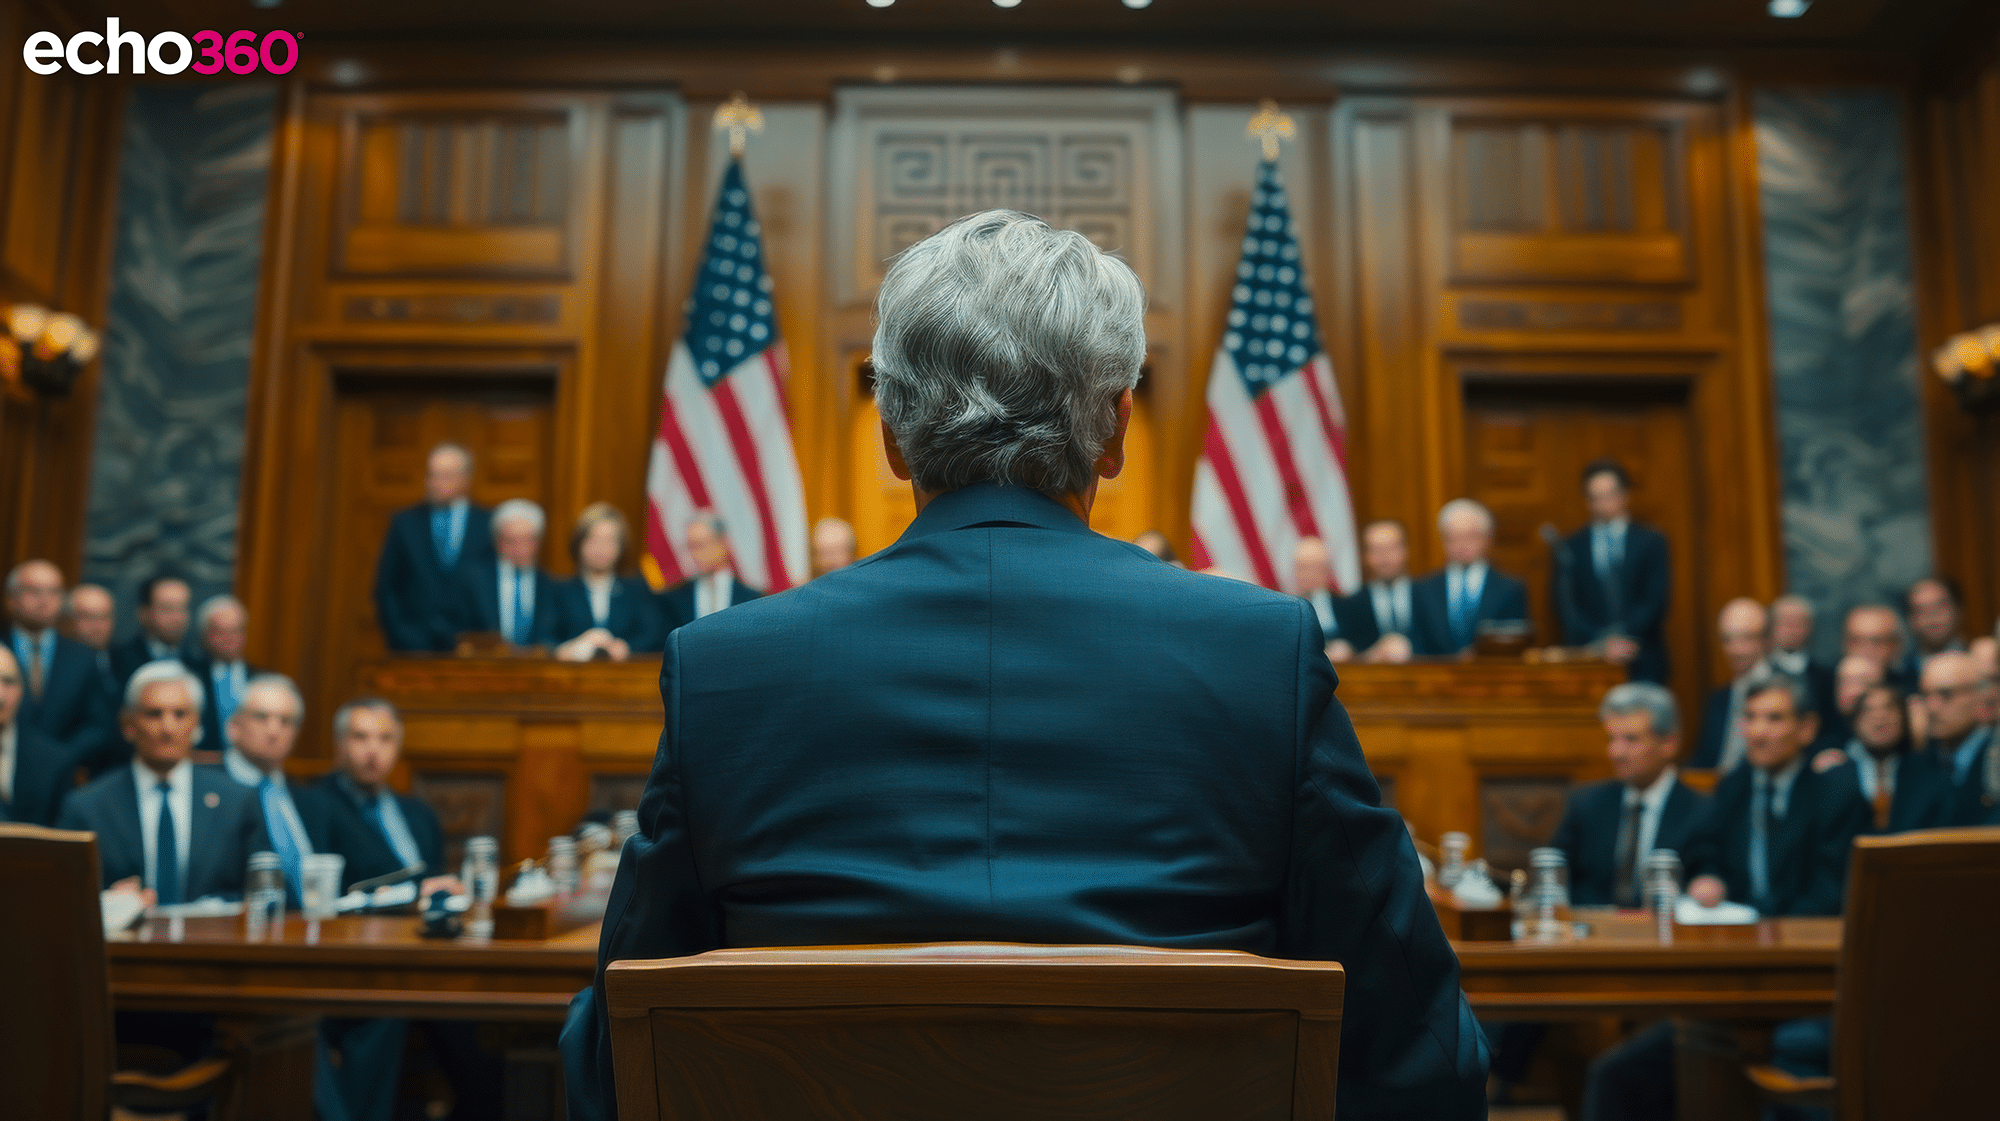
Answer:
[{"left": 107, "top": 909, "right": 1839, "bottom": 1118}]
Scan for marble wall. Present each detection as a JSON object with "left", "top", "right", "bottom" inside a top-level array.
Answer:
[
  {"left": 1754, "top": 88, "right": 1930, "bottom": 665},
  {"left": 84, "top": 83, "right": 275, "bottom": 636}
]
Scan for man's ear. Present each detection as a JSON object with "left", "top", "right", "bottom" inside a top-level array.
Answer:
[
  {"left": 1094, "top": 388, "right": 1134, "bottom": 481},
  {"left": 881, "top": 421, "right": 913, "bottom": 482}
]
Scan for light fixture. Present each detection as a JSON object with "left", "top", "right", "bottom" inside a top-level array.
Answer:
[
  {"left": 1123, "top": 0, "right": 1151, "bottom": 7},
  {"left": 993, "top": 0, "right": 1021, "bottom": 8},
  {"left": 1767, "top": 0, "right": 1810, "bottom": 18},
  {"left": 866, "top": 0, "right": 894, "bottom": 7}
]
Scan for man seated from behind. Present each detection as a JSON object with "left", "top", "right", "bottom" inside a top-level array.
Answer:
[
  {"left": 454, "top": 498, "right": 562, "bottom": 648},
  {"left": 1334, "top": 518, "right": 1417, "bottom": 664},
  {"left": 560, "top": 209, "right": 1485, "bottom": 1121},
  {"left": 1410, "top": 498, "right": 1528, "bottom": 657},
  {"left": 220, "top": 674, "right": 326, "bottom": 903},
  {"left": 0, "top": 644, "right": 76, "bottom": 826},
  {"left": 1689, "top": 598, "right": 1771, "bottom": 771},
  {"left": 188, "top": 595, "right": 258, "bottom": 762},
  {"left": 57, "top": 661, "right": 268, "bottom": 900}
]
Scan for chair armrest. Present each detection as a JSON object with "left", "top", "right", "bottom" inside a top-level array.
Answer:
[
  {"left": 1744, "top": 1064, "right": 1835, "bottom": 1109},
  {"left": 113, "top": 1056, "right": 231, "bottom": 1112}
]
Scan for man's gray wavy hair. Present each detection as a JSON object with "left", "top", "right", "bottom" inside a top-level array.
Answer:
[{"left": 871, "top": 210, "right": 1146, "bottom": 497}]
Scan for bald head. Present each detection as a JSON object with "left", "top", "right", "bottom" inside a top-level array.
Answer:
[
  {"left": 1770, "top": 595, "right": 1815, "bottom": 655},
  {"left": 63, "top": 583, "right": 115, "bottom": 650},
  {"left": 1293, "top": 537, "right": 1332, "bottom": 596},
  {"left": 1844, "top": 605, "right": 1904, "bottom": 668},
  {"left": 812, "top": 517, "right": 857, "bottom": 575},
  {"left": 1922, "top": 650, "right": 1985, "bottom": 744},
  {"left": 4, "top": 560, "right": 64, "bottom": 632},
  {"left": 1833, "top": 654, "right": 1884, "bottom": 717},
  {"left": 1718, "top": 597, "right": 1769, "bottom": 678}
]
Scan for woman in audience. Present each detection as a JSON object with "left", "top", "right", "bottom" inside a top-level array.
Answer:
[{"left": 551, "top": 503, "right": 663, "bottom": 661}]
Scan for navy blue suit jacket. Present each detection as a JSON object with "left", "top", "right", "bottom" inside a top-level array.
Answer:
[
  {"left": 450, "top": 560, "right": 564, "bottom": 647},
  {"left": 1409, "top": 566, "right": 1529, "bottom": 656},
  {"left": 3, "top": 723, "right": 78, "bottom": 827},
  {"left": 184, "top": 657, "right": 261, "bottom": 762},
  {"left": 310, "top": 774, "right": 447, "bottom": 891},
  {"left": 108, "top": 631, "right": 192, "bottom": 690},
  {"left": 656, "top": 575, "right": 763, "bottom": 635},
  {"left": 1548, "top": 777, "right": 1708, "bottom": 907},
  {"left": 13, "top": 628, "right": 118, "bottom": 774},
  {"left": 56, "top": 763, "right": 268, "bottom": 898},
  {"left": 1690, "top": 683, "right": 1735, "bottom": 770},
  {"left": 1683, "top": 760, "right": 1869, "bottom": 916},
  {"left": 1949, "top": 738, "right": 1998, "bottom": 826},
  {"left": 550, "top": 575, "right": 665, "bottom": 653},
  {"left": 374, "top": 502, "right": 495, "bottom": 652},
  {"left": 560, "top": 484, "right": 1487, "bottom": 1121},
  {"left": 1553, "top": 522, "right": 1671, "bottom": 684},
  {"left": 1859, "top": 749, "right": 1955, "bottom": 835}
]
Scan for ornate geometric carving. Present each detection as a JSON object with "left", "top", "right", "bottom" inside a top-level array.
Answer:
[
  {"left": 411, "top": 770, "right": 507, "bottom": 873},
  {"left": 344, "top": 294, "right": 562, "bottom": 324},
  {"left": 1458, "top": 299, "right": 1682, "bottom": 332},
  {"left": 1479, "top": 775, "right": 1572, "bottom": 875}
]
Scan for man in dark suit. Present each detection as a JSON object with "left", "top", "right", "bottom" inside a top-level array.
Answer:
[
  {"left": 1906, "top": 576, "right": 1967, "bottom": 672},
  {"left": 1690, "top": 598, "right": 1771, "bottom": 771},
  {"left": 373, "top": 442, "right": 494, "bottom": 652},
  {"left": 1814, "top": 682, "right": 1954, "bottom": 835},
  {"left": 658, "top": 510, "right": 763, "bottom": 634},
  {"left": 1844, "top": 603, "right": 1915, "bottom": 692},
  {"left": 108, "top": 574, "right": 192, "bottom": 687},
  {"left": 1553, "top": 460, "right": 1672, "bottom": 684},
  {"left": 561, "top": 210, "right": 1486, "bottom": 1121},
  {"left": 451, "top": 497, "right": 564, "bottom": 649},
  {"left": 7, "top": 559, "right": 117, "bottom": 775},
  {"left": 218, "top": 674, "right": 326, "bottom": 904},
  {"left": 1332, "top": 519, "right": 1416, "bottom": 662},
  {"left": 1410, "top": 498, "right": 1528, "bottom": 657},
  {"left": 185, "top": 595, "right": 259, "bottom": 763},
  {"left": 1292, "top": 535, "right": 1345, "bottom": 649},
  {"left": 56, "top": 661, "right": 267, "bottom": 900},
  {"left": 1768, "top": 594, "right": 1838, "bottom": 726},
  {"left": 62, "top": 582, "right": 119, "bottom": 684},
  {"left": 0, "top": 644, "right": 78, "bottom": 826}
]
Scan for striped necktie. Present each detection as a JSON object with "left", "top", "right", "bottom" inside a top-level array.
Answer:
[{"left": 261, "top": 777, "right": 306, "bottom": 905}]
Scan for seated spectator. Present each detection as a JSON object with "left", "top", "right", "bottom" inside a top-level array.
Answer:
[
  {"left": 110, "top": 573, "right": 192, "bottom": 687},
  {"left": 1410, "top": 498, "right": 1527, "bottom": 657},
  {"left": 1131, "top": 529, "right": 1179, "bottom": 565},
  {"left": 1690, "top": 597, "right": 1770, "bottom": 771},
  {"left": 453, "top": 498, "right": 562, "bottom": 648},
  {"left": 61, "top": 582, "right": 117, "bottom": 684},
  {"left": 1906, "top": 576, "right": 1967, "bottom": 670},
  {"left": 658, "top": 510, "right": 762, "bottom": 634},
  {"left": 374, "top": 442, "right": 493, "bottom": 652},
  {"left": 812, "top": 516, "right": 859, "bottom": 575},
  {"left": 187, "top": 595, "right": 258, "bottom": 760},
  {"left": 312, "top": 697, "right": 453, "bottom": 894},
  {"left": 1812, "top": 682, "right": 1952, "bottom": 834},
  {"left": 0, "top": 644, "right": 76, "bottom": 826},
  {"left": 1292, "top": 536, "right": 1340, "bottom": 648},
  {"left": 1768, "top": 593, "right": 1836, "bottom": 725},
  {"left": 1335, "top": 519, "right": 1416, "bottom": 664},
  {"left": 1822, "top": 653, "right": 1885, "bottom": 750},
  {"left": 6, "top": 559, "right": 114, "bottom": 777},
  {"left": 219, "top": 674, "right": 327, "bottom": 904},
  {"left": 1844, "top": 603, "right": 1914, "bottom": 691},
  {"left": 552, "top": 503, "right": 663, "bottom": 661},
  {"left": 56, "top": 661, "right": 267, "bottom": 901},
  {"left": 1923, "top": 651, "right": 1991, "bottom": 790}
]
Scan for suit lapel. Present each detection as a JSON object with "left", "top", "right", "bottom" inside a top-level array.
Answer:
[
  {"left": 107, "top": 771, "right": 147, "bottom": 882},
  {"left": 188, "top": 770, "right": 222, "bottom": 898}
]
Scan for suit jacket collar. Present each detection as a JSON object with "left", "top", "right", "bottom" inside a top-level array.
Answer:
[{"left": 899, "top": 484, "right": 1095, "bottom": 543}]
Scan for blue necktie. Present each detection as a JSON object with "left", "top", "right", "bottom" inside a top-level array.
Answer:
[
  {"left": 511, "top": 570, "right": 529, "bottom": 645},
  {"left": 431, "top": 507, "right": 460, "bottom": 569},
  {"left": 1749, "top": 776, "right": 1774, "bottom": 913},
  {"left": 214, "top": 666, "right": 238, "bottom": 728},
  {"left": 261, "top": 778, "right": 305, "bottom": 906},
  {"left": 367, "top": 794, "right": 422, "bottom": 870},
  {"left": 1451, "top": 576, "right": 1477, "bottom": 649},
  {"left": 154, "top": 781, "right": 182, "bottom": 906}
]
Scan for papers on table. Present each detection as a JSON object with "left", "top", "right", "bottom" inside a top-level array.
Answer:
[{"left": 1674, "top": 896, "right": 1760, "bottom": 925}]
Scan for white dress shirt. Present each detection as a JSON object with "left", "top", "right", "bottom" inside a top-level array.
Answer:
[
  {"left": 0, "top": 722, "right": 16, "bottom": 806},
  {"left": 695, "top": 570, "right": 736, "bottom": 619},
  {"left": 133, "top": 758, "right": 194, "bottom": 894},
  {"left": 145, "top": 635, "right": 178, "bottom": 661},
  {"left": 1768, "top": 648, "right": 1810, "bottom": 678},
  {"left": 1625, "top": 765, "right": 1679, "bottom": 863},
  {"left": 583, "top": 574, "right": 615, "bottom": 627},
  {"left": 1445, "top": 563, "right": 1488, "bottom": 613},
  {"left": 1307, "top": 590, "right": 1337, "bottom": 636},
  {"left": 1591, "top": 517, "right": 1629, "bottom": 576},
  {"left": 497, "top": 561, "right": 538, "bottom": 639},
  {"left": 224, "top": 747, "right": 314, "bottom": 858},
  {"left": 1369, "top": 578, "right": 1413, "bottom": 636},
  {"left": 1844, "top": 739, "right": 1898, "bottom": 801}
]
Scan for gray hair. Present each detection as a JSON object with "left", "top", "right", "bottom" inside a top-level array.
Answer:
[
  {"left": 871, "top": 209, "right": 1146, "bottom": 497},
  {"left": 1437, "top": 498, "right": 1494, "bottom": 534},
  {"left": 491, "top": 498, "right": 546, "bottom": 539},
  {"left": 240, "top": 672, "right": 305, "bottom": 717},
  {"left": 333, "top": 695, "right": 402, "bottom": 742},
  {"left": 1745, "top": 672, "right": 1817, "bottom": 722},
  {"left": 1599, "top": 682, "right": 1679, "bottom": 737},
  {"left": 195, "top": 594, "right": 246, "bottom": 635},
  {"left": 124, "top": 660, "right": 206, "bottom": 719}
]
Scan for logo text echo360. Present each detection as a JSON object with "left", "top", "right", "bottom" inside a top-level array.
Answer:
[{"left": 23, "top": 20, "right": 299, "bottom": 76}]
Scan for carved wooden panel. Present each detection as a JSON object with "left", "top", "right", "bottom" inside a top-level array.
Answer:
[
  {"left": 411, "top": 769, "right": 508, "bottom": 872},
  {"left": 1479, "top": 775, "right": 1571, "bottom": 875},
  {"left": 344, "top": 294, "right": 561, "bottom": 324},
  {"left": 333, "top": 100, "right": 584, "bottom": 278},
  {"left": 1448, "top": 115, "right": 1690, "bottom": 284},
  {"left": 829, "top": 87, "right": 1182, "bottom": 307}
]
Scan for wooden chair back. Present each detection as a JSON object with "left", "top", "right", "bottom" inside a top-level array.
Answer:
[
  {"left": 1833, "top": 827, "right": 2000, "bottom": 1119},
  {"left": 605, "top": 942, "right": 1344, "bottom": 1121},
  {"left": 0, "top": 824, "right": 115, "bottom": 1121}
]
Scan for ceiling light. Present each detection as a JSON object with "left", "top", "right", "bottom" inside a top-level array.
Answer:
[
  {"left": 1767, "top": 0, "right": 1810, "bottom": 17},
  {"left": 1123, "top": 0, "right": 1151, "bottom": 7},
  {"left": 866, "top": 0, "right": 894, "bottom": 7},
  {"left": 993, "top": 0, "right": 1021, "bottom": 8}
]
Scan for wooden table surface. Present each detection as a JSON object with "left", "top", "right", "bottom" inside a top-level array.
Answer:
[{"left": 108, "top": 910, "right": 1841, "bottom": 1023}]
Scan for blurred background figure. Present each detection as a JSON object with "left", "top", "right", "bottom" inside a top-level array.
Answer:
[
  {"left": 1292, "top": 536, "right": 1339, "bottom": 650},
  {"left": 1690, "top": 597, "right": 1770, "bottom": 771},
  {"left": 1843, "top": 604, "right": 1912, "bottom": 691},
  {"left": 660, "top": 511, "right": 762, "bottom": 634},
  {"left": 7, "top": 559, "right": 114, "bottom": 775},
  {"left": 454, "top": 498, "right": 561, "bottom": 648},
  {"left": 553, "top": 503, "right": 662, "bottom": 662},
  {"left": 1552, "top": 459, "right": 1671, "bottom": 684},
  {"left": 1905, "top": 576, "right": 1966, "bottom": 672},
  {"left": 219, "top": 673, "right": 324, "bottom": 904},
  {"left": 188, "top": 595, "right": 258, "bottom": 759},
  {"left": 0, "top": 643, "right": 75, "bottom": 826},
  {"left": 811, "top": 516, "right": 859, "bottom": 576},
  {"left": 374, "top": 442, "right": 493, "bottom": 653},
  {"left": 1412, "top": 499, "right": 1526, "bottom": 657},
  {"left": 1335, "top": 519, "right": 1414, "bottom": 665},
  {"left": 61, "top": 583, "right": 117, "bottom": 683},
  {"left": 1132, "top": 530, "right": 1179, "bottom": 566},
  {"left": 110, "top": 573, "right": 191, "bottom": 687}
]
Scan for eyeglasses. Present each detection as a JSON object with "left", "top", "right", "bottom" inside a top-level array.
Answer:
[{"left": 1921, "top": 684, "right": 1975, "bottom": 702}]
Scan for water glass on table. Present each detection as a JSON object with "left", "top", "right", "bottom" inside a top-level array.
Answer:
[
  {"left": 244, "top": 851, "right": 286, "bottom": 939},
  {"left": 300, "top": 853, "right": 345, "bottom": 922}
]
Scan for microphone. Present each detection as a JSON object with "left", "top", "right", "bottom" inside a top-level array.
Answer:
[{"left": 347, "top": 862, "right": 426, "bottom": 895}]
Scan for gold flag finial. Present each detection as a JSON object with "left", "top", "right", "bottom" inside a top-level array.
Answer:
[
  {"left": 1247, "top": 99, "right": 1295, "bottom": 163},
  {"left": 714, "top": 92, "right": 764, "bottom": 160}
]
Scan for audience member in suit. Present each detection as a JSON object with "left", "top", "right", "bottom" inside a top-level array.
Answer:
[
  {"left": 1332, "top": 519, "right": 1417, "bottom": 664},
  {"left": 1292, "top": 536, "right": 1342, "bottom": 649},
  {"left": 315, "top": 696, "right": 496, "bottom": 1121},
  {"left": 372, "top": 442, "right": 495, "bottom": 652},
  {"left": 0, "top": 644, "right": 77, "bottom": 826},
  {"left": 1808, "top": 682, "right": 1953, "bottom": 834},
  {"left": 56, "top": 661, "right": 268, "bottom": 900},
  {"left": 1131, "top": 529, "right": 1181, "bottom": 566},
  {"left": 1906, "top": 576, "right": 1967, "bottom": 673},
  {"left": 108, "top": 573, "right": 192, "bottom": 687},
  {"left": 561, "top": 210, "right": 1486, "bottom": 1121},
  {"left": 1923, "top": 651, "right": 1991, "bottom": 790},
  {"left": 1490, "top": 682, "right": 1710, "bottom": 1106},
  {"left": 1584, "top": 674, "right": 1868, "bottom": 1121},
  {"left": 219, "top": 675, "right": 327, "bottom": 903},
  {"left": 452, "top": 497, "right": 563, "bottom": 648},
  {"left": 62, "top": 582, "right": 119, "bottom": 690},
  {"left": 1844, "top": 603, "right": 1915, "bottom": 692},
  {"left": 1689, "top": 598, "right": 1771, "bottom": 771},
  {"left": 552, "top": 502, "right": 664, "bottom": 661},
  {"left": 1409, "top": 498, "right": 1529, "bottom": 657},
  {"left": 812, "top": 516, "right": 859, "bottom": 576},
  {"left": 657, "top": 510, "right": 764, "bottom": 634},
  {"left": 1812, "top": 653, "right": 1885, "bottom": 757},
  {"left": 186, "top": 595, "right": 259, "bottom": 762},
  {"left": 1553, "top": 459, "right": 1672, "bottom": 684},
  {"left": 7, "top": 560, "right": 116, "bottom": 774},
  {"left": 1767, "top": 594, "right": 1838, "bottom": 727}
]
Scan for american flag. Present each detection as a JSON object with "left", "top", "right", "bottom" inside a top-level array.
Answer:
[
  {"left": 643, "top": 160, "right": 807, "bottom": 594},
  {"left": 1190, "top": 160, "right": 1360, "bottom": 594}
]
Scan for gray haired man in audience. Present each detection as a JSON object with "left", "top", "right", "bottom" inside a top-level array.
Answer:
[{"left": 452, "top": 498, "right": 562, "bottom": 647}]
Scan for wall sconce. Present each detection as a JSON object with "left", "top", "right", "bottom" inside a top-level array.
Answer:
[
  {"left": 1932, "top": 324, "right": 2000, "bottom": 414},
  {"left": 0, "top": 303, "right": 99, "bottom": 402}
]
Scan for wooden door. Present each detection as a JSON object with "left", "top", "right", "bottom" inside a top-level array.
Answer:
[
  {"left": 320, "top": 382, "right": 555, "bottom": 755},
  {"left": 1462, "top": 380, "right": 1707, "bottom": 731}
]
